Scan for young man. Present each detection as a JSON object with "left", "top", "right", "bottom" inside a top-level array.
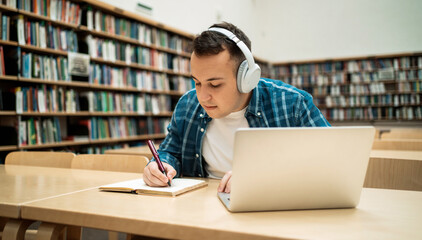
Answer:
[{"left": 143, "top": 22, "right": 330, "bottom": 192}]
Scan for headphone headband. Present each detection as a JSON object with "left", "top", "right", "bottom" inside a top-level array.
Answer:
[{"left": 208, "top": 27, "right": 256, "bottom": 70}]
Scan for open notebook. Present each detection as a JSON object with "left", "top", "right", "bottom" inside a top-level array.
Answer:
[{"left": 100, "top": 178, "right": 207, "bottom": 197}]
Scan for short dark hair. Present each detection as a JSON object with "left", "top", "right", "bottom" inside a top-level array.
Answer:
[{"left": 192, "top": 22, "right": 251, "bottom": 73}]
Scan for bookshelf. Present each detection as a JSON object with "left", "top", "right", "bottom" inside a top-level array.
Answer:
[
  {"left": 0, "top": 0, "right": 194, "bottom": 159},
  {"left": 272, "top": 53, "right": 422, "bottom": 125},
  {"left": 254, "top": 57, "right": 272, "bottom": 78}
]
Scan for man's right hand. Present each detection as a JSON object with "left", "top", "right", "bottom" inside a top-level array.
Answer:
[{"left": 143, "top": 162, "right": 177, "bottom": 187}]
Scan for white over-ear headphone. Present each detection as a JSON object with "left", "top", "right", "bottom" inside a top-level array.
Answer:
[{"left": 208, "top": 27, "right": 261, "bottom": 93}]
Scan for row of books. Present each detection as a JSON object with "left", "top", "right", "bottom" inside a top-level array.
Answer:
[
  {"left": 1, "top": 0, "right": 16, "bottom": 8},
  {"left": 397, "top": 70, "right": 422, "bottom": 81},
  {"left": 321, "top": 106, "right": 422, "bottom": 121},
  {"left": 17, "top": 16, "right": 78, "bottom": 52},
  {"left": 315, "top": 83, "right": 387, "bottom": 96},
  {"left": 87, "top": 35, "right": 190, "bottom": 73},
  {"left": 82, "top": 91, "right": 172, "bottom": 114},
  {"left": 278, "top": 73, "right": 345, "bottom": 87},
  {"left": 398, "top": 81, "right": 422, "bottom": 92},
  {"left": 345, "top": 59, "right": 417, "bottom": 72},
  {"left": 169, "top": 75, "right": 194, "bottom": 93},
  {"left": 322, "top": 93, "right": 421, "bottom": 108},
  {"left": 17, "top": 115, "right": 169, "bottom": 146},
  {"left": 0, "top": 12, "right": 12, "bottom": 41},
  {"left": 17, "top": 50, "right": 194, "bottom": 93},
  {"left": 278, "top": 70, "right": 420, "bottom": 87},
  {"left": 15, "top": 85, "right": 78, "bottom": 113},
  {"left": 278, "top": 71, "right": 399, "bottom": 87},
  {"left": 274, "top": 62, "right": 344, "bottom": 76},
  {"left": 21, "top": 50, "right": 69, "bottom": 80},
  {"left": 15, "top": 85, "right": 174, "bottom": 114},
  {"left": 90, "top": 64, "right": 169, "bottom": 90},
  {"left": 89, "top": 116, "right": 169, "bottom": 140},
  {"left": 273, "top": 56, "right": 422, "bottom": 76},
  {"left": 349, "top": 71, "right": 394, "bottom": 83},
  {"left": 19, "top": 117, "right": 61, "bottom": 146},
  {"left": 17, "top": 0, "right": 81, "bottom": 25},
  {"left": 86, "top": 8, "right": 191, "bottom": 53},
  {"left": 89, "top": 64, "right": 193, "bottom": 92}
]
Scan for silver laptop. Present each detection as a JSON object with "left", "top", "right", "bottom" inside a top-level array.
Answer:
[{"left": 218, "top": 126, "right": 375, "bottom": 212}]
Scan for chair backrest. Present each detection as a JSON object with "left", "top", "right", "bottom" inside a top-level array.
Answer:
[
  {"left": 5, "top": 151, "right": 75, "bottom": 168},
  {"left": 71, "top": 154, "right": 149, "bottom": 173}
]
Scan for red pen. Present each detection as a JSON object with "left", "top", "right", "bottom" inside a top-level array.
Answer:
[{"left": 147, "top": 140, "right": 171, "bottom": 186}]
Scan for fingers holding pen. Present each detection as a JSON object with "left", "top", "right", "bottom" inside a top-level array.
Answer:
[
  {"left": 143, "top": 162, "right": 176, "bottom": 186},
  {"left": 164, "top": 163, "right": 177, "bottom": 184}
]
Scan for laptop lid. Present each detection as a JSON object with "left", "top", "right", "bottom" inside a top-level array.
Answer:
[{"left": 220, "top": 126, "right": 375, "bottom": 212}]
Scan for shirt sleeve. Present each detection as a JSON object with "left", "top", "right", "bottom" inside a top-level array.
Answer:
[
  {"left": 154, "top": 94, "right": 190, "bottom": 177},
  {"left": 296, "top": 92, "right": 331, "bottom": 127},
  {"left": 155, "top": 118, "right": 183, "bottom": 176}
]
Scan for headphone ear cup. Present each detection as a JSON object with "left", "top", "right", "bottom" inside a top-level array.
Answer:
[
  {"left": 245, "top": 64, "right": 261, "bottom": 92},
  {"left": 237, "top": 61, "right": 261, "bottom": 93},
  {"left": 237, "top": 60, "right": 249, "bottom": 93}
]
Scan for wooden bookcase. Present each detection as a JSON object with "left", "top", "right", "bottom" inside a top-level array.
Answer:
[
  {"left": 272, "top": 53, "right": 422, "bottom": 124},
  {"left": 0, "top": 0, "right": 194, "bottom": 158},
  {"left": 254, "top": 57, "right": 272, "bottom": 79}
]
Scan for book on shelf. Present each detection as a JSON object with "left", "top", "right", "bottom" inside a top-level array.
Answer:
[
  {"left": 1, "top": 13, "right": 12, "bottom": 41},
  {"left": 0, "top": 46, "right": 4, "bottom": 76},
  {"left": 15, "top": 85, "right": 77, "bottom": 113},
  {"left": 138, "top": 118, "right": 148, "bottom": 135},
  {"left": 86, "top": 8, "right": 190, "bottom": 53},
  {"left": 2, "top": 0, "right": 16, "bottom": 8},
  {"left": 18, "top": 117, "right": 62, "bottom": 146},
  {"left": 321, "top": 106, "right": 422, "bottom": 121},
  {"left": 20, "top": 51, "right": 69, "bottom": 81},
  {"left": 169, "top": 76, "right": 194, "bottom": 93},
  {"left": 378, "top": 68, "right": 395, "bottom": 80},
  {"left": 99, "top": 178, "right": 207, "bottom": 197},
  {"left": 89, "top": 117, "right": 145, "bottom": 140},
  {"left": 87, "top": 35, "right": 190, "bottom": 73},
  {"left": 17, "top": 14, "right": 24, "bottom": 45},
  {"left": 24, "top": 18, "right": 79, "bottom": 51}
]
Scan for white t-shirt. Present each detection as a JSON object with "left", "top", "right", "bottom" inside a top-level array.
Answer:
[{"left": 202, "top": 108, "right": 249, "bottom": 179}]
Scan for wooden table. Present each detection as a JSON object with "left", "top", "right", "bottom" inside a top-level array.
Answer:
[
  {"left": 0, "top": 165, "right": 141, "bottom": 240},
  {"left": 21, "top": 178, "right": 422, "bottom": 240},
  {"left": 104, "top": 145, "right": 153, "bottom": 159},
  {"left": 365, "top": 150, "right": 422, "bottom": 191},
  {"left": 372, "top": 139, "right": 422, "bottom": 151},
  {"left": 370, "top": 149, "right": 422, "bottom": 160}
]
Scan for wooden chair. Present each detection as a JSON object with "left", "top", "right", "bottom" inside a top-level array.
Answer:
[
  {"left": 71, "top": 154, "right": 149, "bottom": 173},
  {"left": 4, "top": 151, "right": 80, "bottom": 240},
  {"left": 5, "top": 151, "right": 76, "bottom": 168},
  {"left": 71, "top": 154, "right": 149, "bottom": 240}
]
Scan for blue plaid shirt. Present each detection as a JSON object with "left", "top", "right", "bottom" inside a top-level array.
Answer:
[{"left": 156, "top": 78, "right": 330, "bottom": 177}]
